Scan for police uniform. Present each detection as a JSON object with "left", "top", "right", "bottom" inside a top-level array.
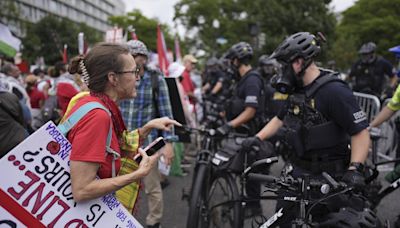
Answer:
[
  {"left": 275, "top": 70, "right": 370, "bottom": 227},
  {"left": 350, "top": 56, "right": 395, "bottom": 96},
  {"left": 204, "top": 69, "right": 228, "bottom": 97},
  {"left": 278, "top": 70, "right": 369, "bottom": 173},
  {"left": 228, "top": 69, "right": 265, "bottom": 132}
]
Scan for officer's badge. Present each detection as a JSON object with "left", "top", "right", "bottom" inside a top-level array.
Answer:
[
  {"left": 310, "top": 99, "right": 315, "bottom": 109},
  {"left": 293, "top": 105, "right": 300, "bottom": 115}
]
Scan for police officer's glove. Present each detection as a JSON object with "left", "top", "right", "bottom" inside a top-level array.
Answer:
[
  {"left": 341, "top": 162, "right": 366, "bottom": 191},
  {"left": 242, "top": 136, "right": 263, "bottom": 151},
  {"left": 215, "top": 123, "right": 232, "bottom": 136}
]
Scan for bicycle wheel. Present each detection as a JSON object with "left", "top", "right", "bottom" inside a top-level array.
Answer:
[
  {"left": 187, "top": 164, "right": 209, "bottom": 228},
  {"left": 207, "top": 172, "right": 241, "bottom": 228}
]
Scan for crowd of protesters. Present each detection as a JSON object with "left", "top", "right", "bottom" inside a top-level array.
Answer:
[{"left": 1, "top": 34, "right": 400, "bottom": 228}]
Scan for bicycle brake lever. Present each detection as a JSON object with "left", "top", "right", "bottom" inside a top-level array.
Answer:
[{"left": 322, "top": 172, "right": 340, "bottom": 189}]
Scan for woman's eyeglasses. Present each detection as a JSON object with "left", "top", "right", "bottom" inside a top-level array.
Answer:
[{"left": 116, "top": 64, "right": 142, "bottom": 80}]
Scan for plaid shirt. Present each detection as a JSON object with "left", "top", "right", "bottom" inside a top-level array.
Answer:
[{"left": 119, "top": 70, "right": 174, "bottom": 146}]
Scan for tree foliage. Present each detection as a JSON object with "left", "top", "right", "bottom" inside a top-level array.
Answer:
[
  {"left": 0, "top": 0, "right": 21, "bottom": 25},
  {"left": 22, "top": 15, "right": 103, "bottom": 65},
  {"left": 108, "top": 10, "right": 177, "bottom": 53},
  {"left": 174, "top": 0, "right": 336, "bottom": 61},
  {"left": 331, "top": 0, "right": 400, "bottom": 70}
]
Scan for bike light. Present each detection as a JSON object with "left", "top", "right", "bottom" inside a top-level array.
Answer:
[{"left": 320, "top": 184, "right": 330, "bottom": 194}]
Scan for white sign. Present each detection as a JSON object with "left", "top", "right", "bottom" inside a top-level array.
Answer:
[
  {"left": 105, "top": 28, "right": 124, "bottom": 44},
  {"left": 0, "top": 122, "right": 142, "bottom": 228}
]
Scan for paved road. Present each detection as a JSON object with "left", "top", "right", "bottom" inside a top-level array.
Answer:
[{"left": 134, "top": 157, "right": 400, "bottom": 228}]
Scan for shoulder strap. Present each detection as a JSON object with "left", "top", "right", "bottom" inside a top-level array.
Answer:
[
  {"left": 305, "top": 72, "right": 345, "bottom": 98},
  {"left": 58, "top": 101, "right": 120, "bottom": 177}
]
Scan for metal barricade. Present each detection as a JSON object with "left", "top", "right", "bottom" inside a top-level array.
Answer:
[
  {"left": 353, "top": 92, "right": 398, "bottom": 171},
  {"left": 353, "top": 92, "right": 381, "bottom": 123}
]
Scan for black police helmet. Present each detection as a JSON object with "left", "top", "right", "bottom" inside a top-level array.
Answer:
[
  {"left": 259, "top": 54, "right": 279, "bottom": 66},
  {"left": 206, "top": 57, "right": 219, "bottom": 67},
  {"left": 359, "top": 42, "right": 377, "bottom": 54},
  {"left": 226, "top": 42, "right": 253, "bottom": 61},
  {"left": 320, "top": 207, "right": 380, "bottom": 228},
  {"left": 270, "top": 32, "right": 321, "bottom": 64}
]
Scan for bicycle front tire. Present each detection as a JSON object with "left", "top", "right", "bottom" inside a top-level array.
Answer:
[{"left": 187, "top": 164, "right": 209, "bottom": 228}]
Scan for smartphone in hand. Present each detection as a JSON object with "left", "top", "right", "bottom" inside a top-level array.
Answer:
[{"left": 134, "top": 137, "right": 166, "bottom": 163}]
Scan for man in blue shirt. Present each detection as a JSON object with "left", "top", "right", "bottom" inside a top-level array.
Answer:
[{"left": 120, "top": 40, "right": 175, "bottom": 228}]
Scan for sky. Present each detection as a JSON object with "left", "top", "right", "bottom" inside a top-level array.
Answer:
[{"left": 122, "top": 0, "right": 357, "bottom": 37}]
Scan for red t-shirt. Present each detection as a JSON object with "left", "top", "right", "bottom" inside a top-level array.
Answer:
[
  {"left": 181, "top": 69, "right": 195, "bottom": 95},
  {"left": 67, "top": 95, "right": 121, "bottom": 179},
  {"left": 28, "top": 87, "right": 45, "bottom": 109},
  {"left": 57, "top": 82, "right": 79, "bottom": 115}
]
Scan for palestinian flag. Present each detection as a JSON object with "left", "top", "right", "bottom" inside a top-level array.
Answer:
[{"left": 0, "top": 23, "right": 20, "bottom": 57}]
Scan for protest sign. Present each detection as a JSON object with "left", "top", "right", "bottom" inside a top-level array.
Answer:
[{"left": 0, "top": 121, "right": 142, "bottom": 228}]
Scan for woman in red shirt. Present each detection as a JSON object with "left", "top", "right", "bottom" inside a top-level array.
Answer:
[{"left": 67, "top": 43, "right": 180, "bottom": 202}]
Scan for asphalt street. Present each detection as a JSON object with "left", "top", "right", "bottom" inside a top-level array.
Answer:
[{"left": 134, "top": 156, "right": 400, "bottom": 228}]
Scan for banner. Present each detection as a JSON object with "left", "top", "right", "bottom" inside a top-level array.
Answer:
[
  {"left": 0, "top": 122, "right": 142, "bottom": 228},
  {"left": 157, "top": 24, "right": 169, "bottom": 76}
]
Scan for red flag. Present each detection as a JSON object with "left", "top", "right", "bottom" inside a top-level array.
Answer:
[
  {"left": 157, "top": 24, "right": 169, "bottom": 76},
  {"left": 131, "top": 29, "right": 138, "bottom": 40},
  {"left": 174, "top": 36, "right": 182, "bottom": 62},
  {"left": 62, "top": 44, "right": 68, "bottom": 64}
]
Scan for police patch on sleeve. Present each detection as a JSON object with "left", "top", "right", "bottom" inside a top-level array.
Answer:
[
  {"left": 353, "top": 110, "right": 367, "bottom": 124},
  {"left": 245, "top": 96, "right": 258, "bottom": 104}
]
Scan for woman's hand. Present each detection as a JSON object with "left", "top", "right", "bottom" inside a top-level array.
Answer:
[
  {"left": 141, "top": 117, "right": 182, "bottom": 136},
  {"left": 135, "top": 148, "right": 160, "bottom": 177}
]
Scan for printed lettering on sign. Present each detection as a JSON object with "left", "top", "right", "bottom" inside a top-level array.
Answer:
[{"left": 0, "top": 121, "right": 142, "bottom": 228}]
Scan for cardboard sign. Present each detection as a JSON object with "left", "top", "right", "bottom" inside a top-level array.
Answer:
[{"left": 0, "top": 122, "right": 142, "bottom": 228}]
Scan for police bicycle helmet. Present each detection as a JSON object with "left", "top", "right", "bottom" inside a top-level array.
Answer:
[
  {"left": 126, "top": 40, "right": 149, "bottom": 57},
  {"left": 206, "top": 57, "right": 219, "bottom": 67},
  {"left": 258, "top": 55, "right": 280, "bottom": 67},
  {"left": 318, "top": 207, "right": 381, "bottom": 228},
  {"left": 359, "top": 42, "right": 376, "bottom": 54},
  {"left": 226, "top": 42, "right": 253, "bottom": 61},
  {"left": 270, "top": 32, "right": 322, "bottom": 64}
]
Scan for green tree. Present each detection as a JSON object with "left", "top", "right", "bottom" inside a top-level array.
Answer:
[
  {"left": 331, "top": 0, "right": 400, "bottom": 70},
  {"left": 108, "top": 10, "right": 177, "bottom": 53},
  {"left": 174, "top": 0, "right": 336, "bottom": 61},
  {"left": 0, "top": 0, "right": 21, "bottom": 25},
  {"left": 22, "top": 15, "right": 103, "bottom": 65}
]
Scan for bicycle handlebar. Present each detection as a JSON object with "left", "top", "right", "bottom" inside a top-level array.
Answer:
[{"left": 247, "top": 172, "right": 348, "bottom": 194}]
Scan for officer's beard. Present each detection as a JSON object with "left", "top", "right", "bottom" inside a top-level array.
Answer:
[{"left": 271, "top": 64, "right": 302, "bottom": 94}]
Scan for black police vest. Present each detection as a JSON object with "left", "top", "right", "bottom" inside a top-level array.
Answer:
[
  {"left": 283, "top": 72, "right": 349, "bottom": 157},
  {"left": 226, "top": 70, "right": 266, "bottom": 135},
  {"left": 353, "top": 57, "right": 386, "bottom": 95}
]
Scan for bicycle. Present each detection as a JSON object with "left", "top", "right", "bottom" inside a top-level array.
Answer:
[
  {"left": 364, "top": 127, "right": 400, "bottom": 210},
  {"left": 205, "top": 145, "right": 364, "bottom": 228},
  {"left": 184, "top": 125, "right": 251, "bottom": 228}
]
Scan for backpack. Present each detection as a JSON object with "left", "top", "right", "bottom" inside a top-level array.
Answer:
[{"left": 41, "top": 95, "right": 61, "bottom": 124}]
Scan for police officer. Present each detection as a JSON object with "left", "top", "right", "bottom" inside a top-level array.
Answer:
[
  {"left": 349, "top": 42, "right": 397, "bottom": 98},
  {"left": 243, "top": 32, "right": 370, "bottom": 226},
  {"left": 215, "top": 42, "right": 265, "bottom": 136},
  {"left": 202, "top": 57, "right": 227, "bottom": 100},
  {"left": 258, "top": 55, "right": 287, "bottom": 121},
  {"left": 215, "top": 42, "right": 266, "bottom": 216}
]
